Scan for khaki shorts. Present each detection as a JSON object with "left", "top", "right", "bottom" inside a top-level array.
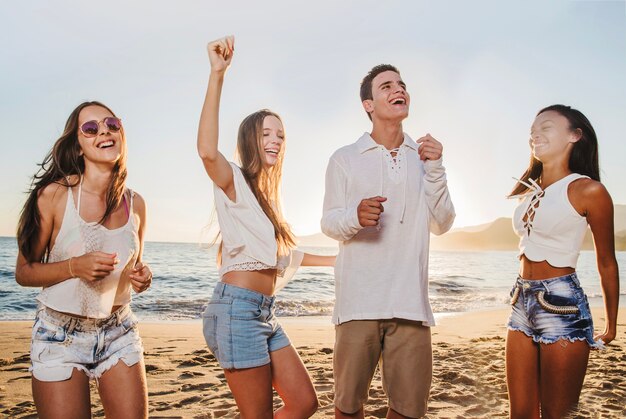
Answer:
[{"left": 334, "top": 319, "right": 432, "bottom": 418}]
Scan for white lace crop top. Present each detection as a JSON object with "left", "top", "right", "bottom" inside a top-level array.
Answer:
[
  {"left": 37, "top": 181, "right": 140, "bottom": 318},
  {"left": 512, "top": 173, "right": 589, "bottom": 268},
  {"left": 213, "top": 163, "right": 303, "bottom": 292}
]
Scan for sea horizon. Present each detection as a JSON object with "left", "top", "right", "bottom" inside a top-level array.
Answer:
[{"left": 2, "top": 237, "right": 625, "bottom": 322}]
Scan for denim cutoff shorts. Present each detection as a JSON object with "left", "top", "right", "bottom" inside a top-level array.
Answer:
[
  {"left": 30, "top": 304, "right": 144, "bottom": 382},
  {"left": 506, "top": 273, "right": 602, "bottom": 348},
  {"left": 202, "top": 282, "right": 291, "bottom": 369}
]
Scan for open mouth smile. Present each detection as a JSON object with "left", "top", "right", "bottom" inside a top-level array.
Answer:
[{"left": 96, "top": 140, "right": 116, "bottom": 149}]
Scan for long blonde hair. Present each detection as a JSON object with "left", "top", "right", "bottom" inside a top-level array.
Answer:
[{"left": 235, "top": 109, "right": 296, "bottom": 256}]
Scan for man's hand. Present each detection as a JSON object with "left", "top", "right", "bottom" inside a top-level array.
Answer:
[
  {"left": 357, "top": 196, "right": 387, "bottom": 227},
  {"left": 416, "top": 134, "right": 443, "bottom": 161}
]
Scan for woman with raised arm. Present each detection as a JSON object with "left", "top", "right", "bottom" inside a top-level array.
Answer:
[
  {"left": 506, "top": 104, "right": 619, "bottom": 418},
  {"left": 197, "top": 36, "right": 334, "bottom": 418},
  {"left": 16, "top": 101, "right": 152, "bottom": 419}
]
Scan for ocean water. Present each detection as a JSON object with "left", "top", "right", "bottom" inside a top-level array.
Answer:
[{"left": 1, "top": 236, "right": 624, "bottom": 321}]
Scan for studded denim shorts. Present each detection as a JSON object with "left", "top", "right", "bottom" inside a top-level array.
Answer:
[
  {"left": 506, "top": 273, "right": 602, "bottom": 348},
  {"left": 30, "top": 304, "right": 144, "bottom": 381},
  {"left": 202, "top": 282, "right": 291, "bottom": 370}
]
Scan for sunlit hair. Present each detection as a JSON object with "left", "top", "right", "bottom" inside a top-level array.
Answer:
[
  {"left": 234, "top": 109, "right": 296, "bottom": 257},
  {"left": 360, "top": 64, "right": 401, "bottom": 121},
  {"left": 17, "top": 101, "right": 128, "bottom": 262},
  {"left": 509, "top": 104, "right": 600, "bottom": 197}
]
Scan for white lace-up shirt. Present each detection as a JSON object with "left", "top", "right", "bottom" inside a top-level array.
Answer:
[{"left": 321, "top": 133, "right": 455, "bottom": 326}]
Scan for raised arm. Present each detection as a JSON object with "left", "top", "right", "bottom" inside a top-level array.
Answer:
[{"left": 197, "top": 35, "right": 236, "bottom": 200}]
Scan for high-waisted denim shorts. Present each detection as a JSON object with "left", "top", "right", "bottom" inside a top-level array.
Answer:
[
  {"left": 506, "top": 273, "right": 602, "bottom": 348},
  {"left": 202, "top": 282, "right": 291, "bottom": 369},
  {"left": 30, "top": 304, "right": 144, "bottom": 381}
]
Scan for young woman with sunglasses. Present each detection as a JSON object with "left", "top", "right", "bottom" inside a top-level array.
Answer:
[
  {"left": 198, "top": 36, "right": 335, "bottom": 418},
  {"left": 506, "top": 105, "right": 619, "bottom": 418},
  {"left": 16, "top": 101, "right": 152, "bottom": 418}
]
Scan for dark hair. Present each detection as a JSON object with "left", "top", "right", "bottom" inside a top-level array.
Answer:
[
  {"left": 360, "top": 64, "right": 400, "bottom": 120},
  {"left": 509, "top": 104, "right": 600, "bottom": 197},
  {"left": 17, "top": 101, "right": 127, "bottom": 262}
]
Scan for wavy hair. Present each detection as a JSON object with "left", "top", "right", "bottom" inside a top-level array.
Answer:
[{"left": 17, "top": 101, "right": 127, "bottom": 262}]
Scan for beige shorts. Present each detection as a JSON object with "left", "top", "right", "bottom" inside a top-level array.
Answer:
[{"left": 334, "top": 319, "right": 432, "bottom": 418}]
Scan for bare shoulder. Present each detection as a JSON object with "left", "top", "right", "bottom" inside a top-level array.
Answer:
[
  {"left": 570, "top": 177, "right": 610, "bottom": 200},
  {"left": 37, "top": 181, "right": 68, "bottom": 213},
  {"left": 132, "top": 191, "right": 147, "bottom": 217},
  {"left": 569, "top": 178, "right": 612, "bottom": 215}
]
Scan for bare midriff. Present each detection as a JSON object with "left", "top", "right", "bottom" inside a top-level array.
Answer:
[
  {"left": 221, "top": 269, "right": 277, "bottom": 296},
  {"left": 519, "top": 255, "right": 575, "bottom": 280}
]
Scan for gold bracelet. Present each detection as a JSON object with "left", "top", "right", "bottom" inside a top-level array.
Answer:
[{"left": 68, "top": 257, "right": 75, "bottom": 278}]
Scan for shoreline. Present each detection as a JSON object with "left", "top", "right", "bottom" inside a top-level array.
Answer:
[{"left": 1, "top": 308, "right": 624, "bottom": 417}]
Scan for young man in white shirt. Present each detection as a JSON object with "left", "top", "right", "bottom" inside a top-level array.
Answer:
[{"left": 321, "top": 64, "right": 455, "bottom": 418}]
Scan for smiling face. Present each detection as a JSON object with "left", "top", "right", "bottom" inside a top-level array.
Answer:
[
  {"left": 529, "top": 110, "right": 581, "bottom": 163},
  {"left": 261, "top": 114, "right": 285, "bottom": 167},
  {"left": 76, "top": 105, "right": 125, "bottom": 166},
  {"left": 363, "top": 70, "right": 410, "bottom": 122}
]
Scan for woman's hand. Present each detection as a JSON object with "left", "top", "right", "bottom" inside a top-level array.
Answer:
[
  {"left": 594, "top": 329, "right": 616, "bottom": 346},
  {"left": 130, "top": 262, "right": 153, "bottom": 293},
  {"left": 71, "top": 252, "right": 118, "bottom": 281},
  {"left": 207, "top": 35, "right": 234, "bottom": 74}
]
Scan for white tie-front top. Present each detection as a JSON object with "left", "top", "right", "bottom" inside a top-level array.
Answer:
[{"left": 213, "top": 162, "right": 303, "bottom": 292}]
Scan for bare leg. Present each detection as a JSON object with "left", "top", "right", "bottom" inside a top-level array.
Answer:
[
  {"left": 224, "top": 363, "right": 274, "bottom": 419},
  {"left": 32, "top": 368, "right": 91, "bottom": 419},
  {"left": 271, "top": 345, "right": 318, "bottom": 418},
  {"left": 97, "top": 359, "right": 148, "bottom": 419},
  {"left": 506, "top": 330, "right": 540, "bottom": 419},
  {"left": 539, "top": 340, "right": 589, "bottom": 419}
]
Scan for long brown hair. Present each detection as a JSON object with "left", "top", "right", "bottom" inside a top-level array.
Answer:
[
  {"left": 17, "top": 101, "right": 128, "bottom": 262},
  {"left": 509, "top": 104, "right": 600, "bottom": 197},
  {"left": 236, "top": 109, "right": 296, "bottom": 256}
]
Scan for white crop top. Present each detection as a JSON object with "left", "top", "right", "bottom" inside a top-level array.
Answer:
[
  {"left": 213, "top": 163, "right": 303, "bottom": 292},
  {"left": 512, "top": 173, "right": 589, "bottom": 268},
  {"left": 37, "top": 181, "right": 140, "bottom": 318}
]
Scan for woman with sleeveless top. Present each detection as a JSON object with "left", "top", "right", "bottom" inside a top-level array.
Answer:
[
  {"left": 15, "top": 101, "right": 152, "bottom": 418},
  {"left": 197, "top": 36, "right": 335, "bottom": 418},
  {"left": 506, "top": 105, "right": 619, "bottom": 418}
]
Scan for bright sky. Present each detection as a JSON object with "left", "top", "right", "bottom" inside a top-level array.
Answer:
[{"left": 1, "top": 1, "right": 625, "bottom": 243}]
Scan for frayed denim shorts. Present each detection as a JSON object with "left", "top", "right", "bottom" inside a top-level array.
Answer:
[
  {"left": 202, "top": 282, "right": 291, "bottom": 370},
  {"left": 506, "top": 273, "right": 602, "bottom": 348},
  {"left": 30, "top": 304, "right": 144, "bottom": 382}
]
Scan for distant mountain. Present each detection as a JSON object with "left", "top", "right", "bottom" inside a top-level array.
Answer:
[{"left": 297, "top": 232, "right": 338, "bottom": 248}]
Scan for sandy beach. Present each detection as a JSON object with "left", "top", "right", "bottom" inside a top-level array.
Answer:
[{"left": 1, "top": 308, "right": 624, "bottom": 418}]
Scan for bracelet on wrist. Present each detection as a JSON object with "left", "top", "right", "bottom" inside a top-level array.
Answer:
[{"left": 68, "top": 257, "right": 75, "bottom": 278}]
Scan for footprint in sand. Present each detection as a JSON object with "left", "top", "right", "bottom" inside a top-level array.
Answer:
[
  {"left": 181, "top": 382, "right": 215, "bottom": 392},
  {"left": 174, "top": 395, "right": 204, "bottom": 407},
  {"left": 178, "top": 371, "right": 205, "bottom": 379},
  {"left": 148, "top": 389, "right": 177, "bottom": 396}
]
